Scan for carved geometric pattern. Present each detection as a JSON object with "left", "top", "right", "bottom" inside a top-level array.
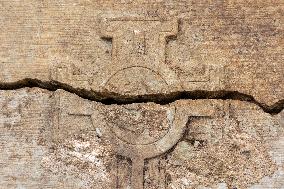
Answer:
[
  {"left": 99, "top": 17, "right": 180, "bottom": 92},
  {"left": 52, "top": 91, "right": 222, "bottom": 189}
]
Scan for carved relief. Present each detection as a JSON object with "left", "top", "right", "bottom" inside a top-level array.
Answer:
[
  {"left": 97, "top": 17, "right": 180, "bottom": 94},
  {"left": 0, "top": 1, "right": 283, "bottom": 188},
  {"left": 52, "top": 91, "right": 224, "bottom": 188},
  {"left": 50, "top": 62, "right": 90, "bottom": 89},
  {"left": 96, "top": 16, "right": 226, "bottom": 94},
  {"left": 164, "top": 101, "right": 279, "bottom": 188},
  {"left": 0, "top": 15, "right": 225, "bottom": 94},
  {"left": 52, "top": 90, "right": 95, "bottom": 143}
]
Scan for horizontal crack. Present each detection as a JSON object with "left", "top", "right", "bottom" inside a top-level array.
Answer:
[{"left": 0, "top": 78, "right": 283, "bottom": 115}]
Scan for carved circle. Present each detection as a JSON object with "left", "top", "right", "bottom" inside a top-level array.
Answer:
[
  {"left": 102, "top": 104, "right": 175, "bottom": 145},
  {"left": 104, "top": 66, "right": 168, "bottom": 95}
]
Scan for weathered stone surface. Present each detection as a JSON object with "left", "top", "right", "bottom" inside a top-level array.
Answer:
[
  {"left": 0, "top": 89, "right": 283, "bottom": 188},
  {"left": 0, "top": 1, "right": 283, "bottom": 105},
  {"left": 0, "top": 1, "right": 283, "bottom": 188}
]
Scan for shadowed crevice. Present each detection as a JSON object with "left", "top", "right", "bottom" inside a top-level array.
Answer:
[{"left": 0, "top": 78, "right": 283, "bottom": 115}]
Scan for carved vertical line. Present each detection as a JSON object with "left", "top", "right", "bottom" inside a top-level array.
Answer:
[
  {"left": 131, "top": 157, "right": 145, "bottom": 189},
  {"left": 52, "top": 91, "right": 61, "bottom": 143},
  {"left": 159, "top": 158, "right": 166, "bottom": 189}
]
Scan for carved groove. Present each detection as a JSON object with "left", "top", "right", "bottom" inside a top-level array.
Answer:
[{"left": 0, "top": 78, "right": 283, "bottom": 115}]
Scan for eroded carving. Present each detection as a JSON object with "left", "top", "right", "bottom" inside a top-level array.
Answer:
[
  {"left": 52, "top": 91, "right": 222, "bottom": 189},
  {"left": 97, "top": 16, "right": 226, "bottom": 93},
  {"left": 98, "top": 17, "right": 180, "bottom": 93},
  {"left": 104, "top": 66, "right": 169, "bottom": 95},
  {"left": 52, "top": 90, "right": 95, "bottom": 143},
  {"left": 101, "top": 103, "right": 174, "bottom": 145},
  {"left": 50, "top": 63, "right": 90, "bottom": 89},
  {"left": 0, "top": 16, "right": 225, "bottom": 94}
]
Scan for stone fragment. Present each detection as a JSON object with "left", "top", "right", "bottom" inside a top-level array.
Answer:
[
  {"left": 0, "top": 89, "right": 283, "bottom": 188},
  {"left": 0, "top": 1, "right": 283, "bottom": 105}
]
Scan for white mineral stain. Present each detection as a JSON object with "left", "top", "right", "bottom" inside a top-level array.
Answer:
[
  {"left": 41, "top": 137, "right": 112, "bottom": 188},
  {"left": 216, "top": 183, "right": 228, "bottom": 189},
  {"left": 16, "top": 184, "right": 26, "bottom": 189},
  {"left": 96, "top": 127, "right": 103, "bottom": 137},
  {"left": 167, "top": 109, "right": 174, "bottom": 124},
  {"left": 73, "top": 140, "right": 90, "bottom": 151}
]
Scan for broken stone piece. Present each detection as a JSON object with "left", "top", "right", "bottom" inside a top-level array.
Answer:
[
  {"left": 0, "top": 89, "right": 283, "bottom": 188},
  {"left": 0, "top": 1, "right": 283, "bottom": 106}
]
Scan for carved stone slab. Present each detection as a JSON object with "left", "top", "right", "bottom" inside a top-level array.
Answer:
[
  {"left": 0, "top": 89, "right": 283, "bottom": 188},
  {"left": 0, "top": 1, "right": 282, "bottom": 105},
  {"left": 0, "top": 1, "right": 283, "bottom": 189}
]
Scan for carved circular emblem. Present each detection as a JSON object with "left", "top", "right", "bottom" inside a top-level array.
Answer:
[
  {"left": 104, "top": 66, "right": 169, "bottom": 95},
  {"left": 102, "top": 103, "right": 174, "bottom": 145}
]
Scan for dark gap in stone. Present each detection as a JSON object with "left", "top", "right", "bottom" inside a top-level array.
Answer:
[{"left": 0, "top": 78, "right": 283, "bottom": 115}]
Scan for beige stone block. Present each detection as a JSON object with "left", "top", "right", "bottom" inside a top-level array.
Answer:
[
  {"left": 0, "top": 1, "right": 283, "bottom": 105},
  {"left": 0, "top": 89, "right": 282, "bottom": 188},
  {"left": 0, "top": 1, "right": 283, "bottom": 188}
]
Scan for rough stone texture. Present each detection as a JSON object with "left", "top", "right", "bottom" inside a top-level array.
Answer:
[
  {"left": 0, "top": 89, "right": 283, "bottom": 188},
  {"left": 0, "top": 0, "right": 283, "bottom": 105},
  {"left": 0, "top": 1, "right": 283, "bottom": 189}
]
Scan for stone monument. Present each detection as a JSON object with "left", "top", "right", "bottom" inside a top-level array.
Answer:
[{"left": 0, "top": 1, "right": 283, "bottom": 188}]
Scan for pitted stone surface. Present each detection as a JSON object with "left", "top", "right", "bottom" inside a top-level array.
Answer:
[
  {"left": 0, "top": 89, "right": 283, "bottom": 188},
  {"left": 0, "top": 1, "right": 283, "bottom": 189},
  {"left": 0, "top": 1, "right": 283, "bottom": 105}
]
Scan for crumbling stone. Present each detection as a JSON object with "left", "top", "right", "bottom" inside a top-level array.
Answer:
[
  {"left": 0, "top": 89, "right": 283, "bottom": 188},
  {"left": 0, "top": 1, "right": 283, "bottom": 188}
]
